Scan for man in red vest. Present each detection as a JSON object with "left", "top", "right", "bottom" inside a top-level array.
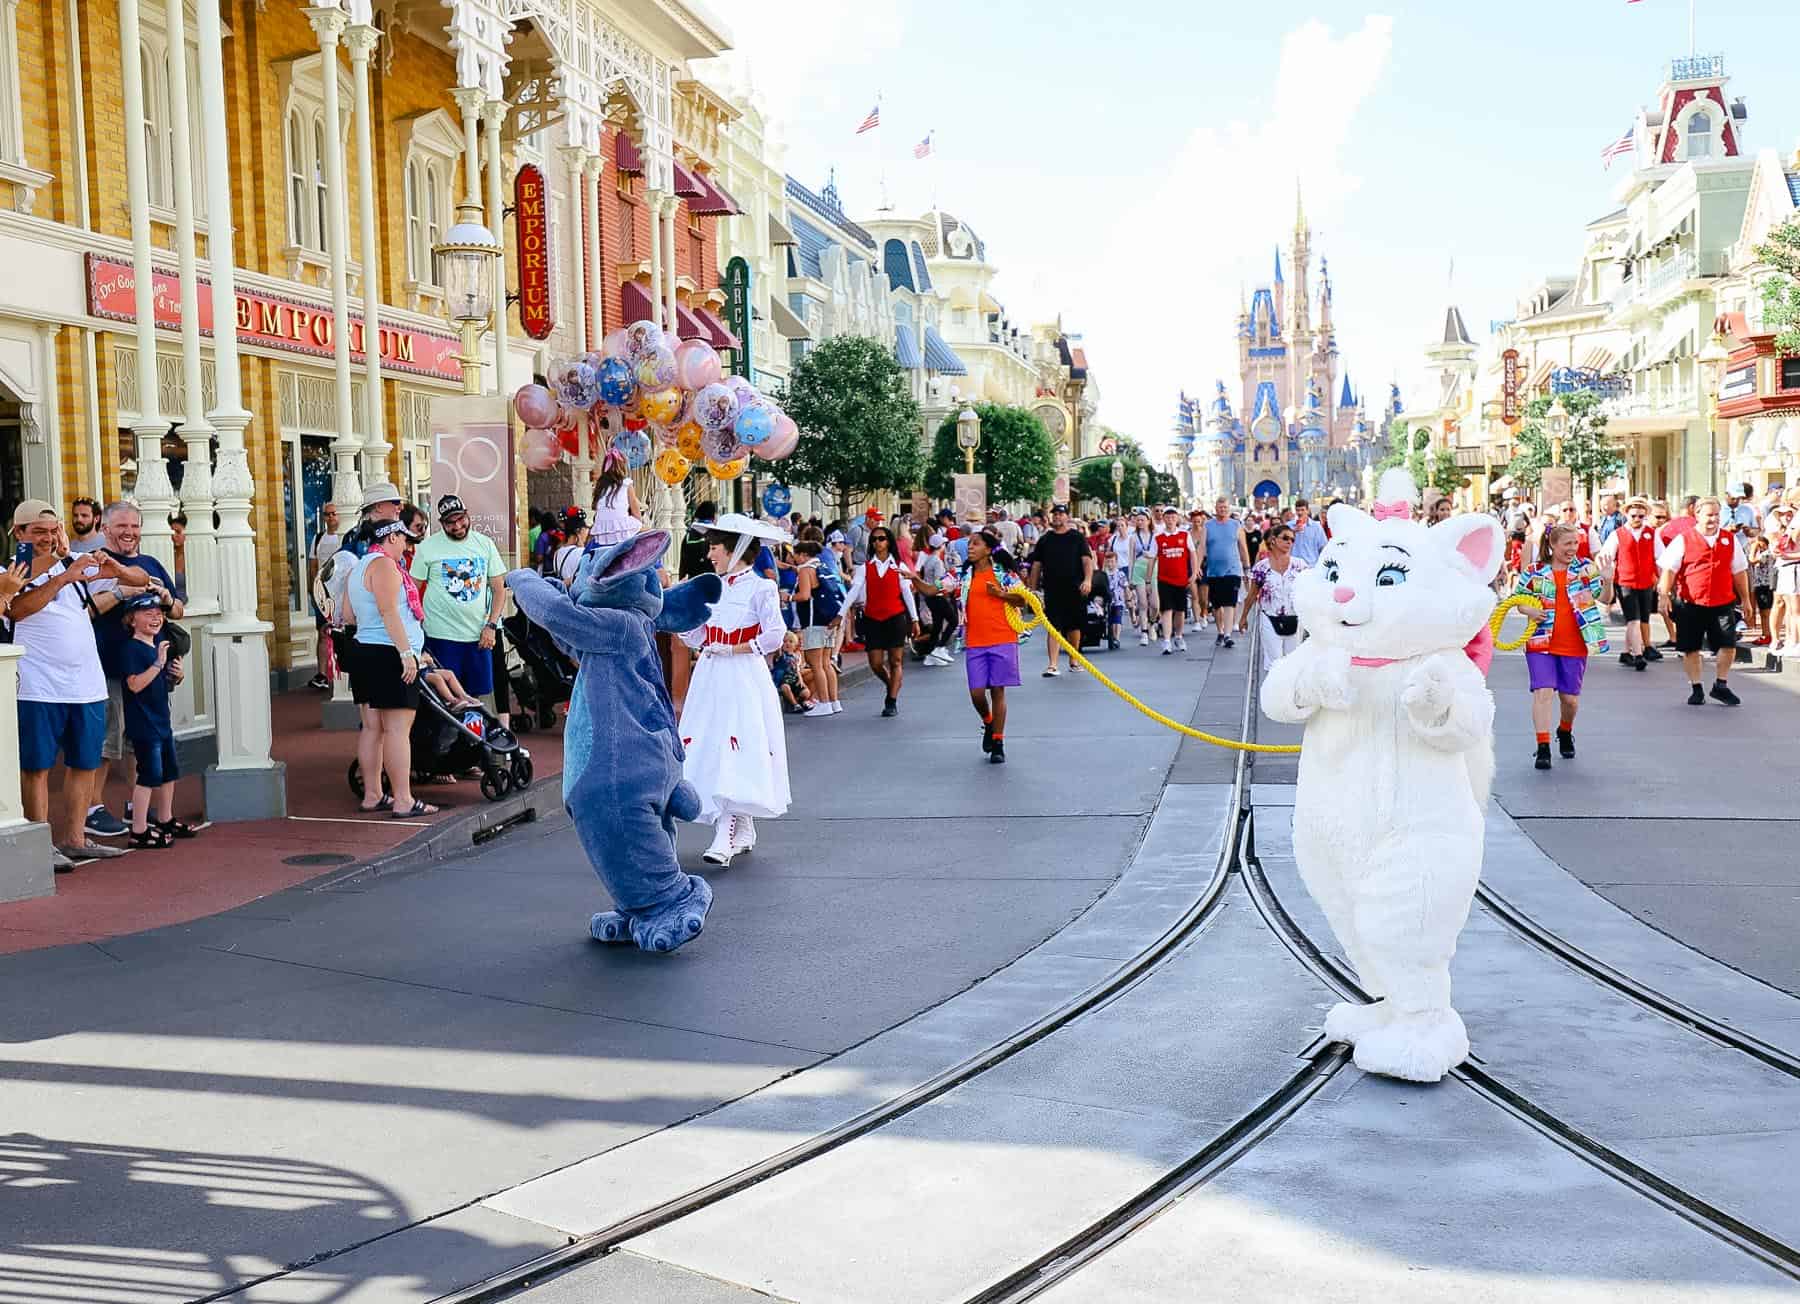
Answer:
[
  {"left": 1658, "top": 497, "right": 1750, "bottom": 706},
  {"left": 1597, "top": 496, "right": 1660, "bottom": 670}
]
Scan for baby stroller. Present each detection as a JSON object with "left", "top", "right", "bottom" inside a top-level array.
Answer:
[
  {"left": 348, "top": 678, "right": 534, "bottom": 804},
  {"left": 502, "top": 610, "right": 575, "bottom": 731},
  {"left": 1080, "top": 570, "right": 1114, "bottom": 651}
]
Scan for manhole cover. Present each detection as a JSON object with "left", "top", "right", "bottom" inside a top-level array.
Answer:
[{"left": 283, "top": 852, "right": 356, "bottom": 867}]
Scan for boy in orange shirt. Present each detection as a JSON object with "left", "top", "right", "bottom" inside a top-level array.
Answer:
[{"left": 960, "top": 530, "right": 1029, "bottom": 764}]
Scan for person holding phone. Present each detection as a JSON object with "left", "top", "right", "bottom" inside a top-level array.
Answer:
[{"left": 4, "top": 500, "right": 133, "bottom": 866}]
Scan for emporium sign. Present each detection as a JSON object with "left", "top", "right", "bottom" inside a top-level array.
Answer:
[
  {"left": 1501, "top": 348, "right": 1520, "bottom": 425},
  {"left": 85, "top": 253, "right": 463, "bottom": 383},
  {"left": 514, "top": 164, "right": 552, "bottom": 341}
]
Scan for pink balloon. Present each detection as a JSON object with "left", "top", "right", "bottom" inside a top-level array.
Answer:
[
  {"left": 758, "top": 418, "right": 800, "bottom": 461},
  {"left": 553, "top": 401, "right": 581, "bottom": 431},
  {"left": 602, "top": 329, "right": 631, "bottom": 360},
  {"left": 514, "top": 383, "right": 556, "bottom": 429},
  {"left": 675, "top": 339, "right": 723, "bottom": 391},
  {"left": 522, "top": 429, "right": 561, "bottom": 471}
]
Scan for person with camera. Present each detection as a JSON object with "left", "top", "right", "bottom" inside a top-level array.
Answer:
[
  {"left": 1244, "top": 520, "right": 1306, "bottom": 686},
  {"left": 82, "top": 501, "right": 184, "bottom": 840},
  {"left": 5, "top": 500, "right": 135, "bottom": 865}
]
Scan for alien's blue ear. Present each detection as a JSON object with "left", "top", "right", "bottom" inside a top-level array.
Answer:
[{"left": 656, "top": 573, "right": 722, "bottom": 633}]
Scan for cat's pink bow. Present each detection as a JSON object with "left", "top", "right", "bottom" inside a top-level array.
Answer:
[{"left": 1370, "top": 500, "right": 1411, "bottom": 522}]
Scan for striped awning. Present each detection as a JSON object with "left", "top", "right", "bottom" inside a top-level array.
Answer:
[
  {"left": 1582, "top": 347, "right": 1615, "bottom": 372},
  {"left": 621, "top": 279, "right": 656, "bottom": 325},
  {"left": 1529, "top": 358, "right": 1557, "bottom": 390},
  {"left": 675, "top": 303, "right": 708, "bottom": 342},
  {"left": 616, "top": 133, "right": 643, "bottom": 175},
  {"left": 673, "top": 161, "right": 705, "bottom": 199},
  {"left": 922, "top": 325, "right": 968, "bottom": 375},
  {"left": 689, "top": 173, "right": 743, "bottom": 217},
  {"left": 772, "top": 299, "right": 810, "bottom": 340},
  {"left": 697, "top": 307, "right": 740, "bottom": 351},
  {"left": 895, "top": 327, "right": 923, "bottom": 369}
]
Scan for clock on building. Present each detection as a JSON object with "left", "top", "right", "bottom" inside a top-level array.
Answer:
[{"left": 946, "top": 228, "right": 974, "bottom": 258}]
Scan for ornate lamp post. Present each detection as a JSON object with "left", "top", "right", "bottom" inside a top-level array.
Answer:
[
  {"left": 957, "top": 406, "right": 982, "bottom": 475},
  {"left": 434, "top": 201, "right": 503, "bottom": 395},
  {"left": 1138, "top": 466, "right": 1149, "bottom": 507},
  {"left": 1546, "top": 395, "right": 1568, "bottom": 468},
  {"left": 1110, "top": 456, "right": 1124, "bottom": 511},
  {"left": 1697, "top": 332, "right": 1731, "bottom": 496}
]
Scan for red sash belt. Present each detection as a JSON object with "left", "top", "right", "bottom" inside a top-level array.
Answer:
[{"left": 703, "top": 624, "right": 762, "bottom": 646}]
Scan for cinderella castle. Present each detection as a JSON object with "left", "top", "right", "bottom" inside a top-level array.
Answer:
[{"left": 1170, "top": 188, "right": 1378, "bottom": 505}]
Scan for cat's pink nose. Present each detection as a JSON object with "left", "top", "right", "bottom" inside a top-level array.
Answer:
[{"left": 1333, "top": 585, "right": 1356, "bottom": 604}]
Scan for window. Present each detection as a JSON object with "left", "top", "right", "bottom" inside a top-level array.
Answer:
[
  {"left": 1781, "top": 358, "right": 1800, "bottom": 390},
  {"left": 312, "top": 119, "right": 328, "bottom": 250},
  {"left": 397, "top": 109, "right": 463, "bottom": 293},
  {"left": 275, "top": 52, "right": 351, "bottom": 259},
  {"left": 136, "top": 19, "right": 205, "bottom": 220},
  {"left": 142, "top": 46, "right": 163, "bottom": 206},
  {"left": 1686, "top": 110, "right": 1713, "bottom": 159},
  {"left": 286, "top": 110, "right": 309, "bottom": 247}
]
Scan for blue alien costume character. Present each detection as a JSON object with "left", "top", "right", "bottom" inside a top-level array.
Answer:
[{"left": 507, "top": 530, "right": 724, "bottom": 953}]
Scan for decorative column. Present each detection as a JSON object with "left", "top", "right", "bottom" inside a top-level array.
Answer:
[
  {"left": 162, "top": 0, "right": 216, "bottom": 615},
  {"left": 561, "top": 145, "right": 589, "bottom": 351},
  {"left": 307, "top": 6, "right": 362, "bottom": 522},
  {"left": 450, "top": 86, "right": 487, "bottom": 390},
  {"left": 584, "top": 153, "right": 605, "bottom": 346},
  {"left": 346, "top": 18, "right": 388, "bottom": 485},
  {"left": 644, "top": 185, "right": 663, "bottom": 329},
  {"left": 117, "top": 0, "right": 176, "bottom": 571},
  {"left": 198, "top": 0, "right": 282, "bottom": 814},
  {"left": 661, "top": 193, "right": 679, "bottom": 339},
  {"left": 482, "top": 98, "right": 509, "bottom": 393}
]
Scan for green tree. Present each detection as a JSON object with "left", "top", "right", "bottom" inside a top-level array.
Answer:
[
  {"left": 1427, "top": 448, "right": 1463, "bottom": 495},
  {"left": 922, "top": 402, "right": 1058, "bottom": 504},
  {"left": 767, "top": 335, "right": 923, "bottom": 518},
  {"left": 1068, "top": 438, "right": 1180, "bottom": 512},
  {"left": 1505, "top": 391, "right": 1622, "bottom": 496},
  {"left": 1375, "top": 425, "right": 1431, "bottom": 483},
  {"left": 1753, "top": 215, "right": 1800, "bottom": 357}
]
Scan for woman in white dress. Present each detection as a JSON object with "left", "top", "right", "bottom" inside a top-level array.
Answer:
[
  {"left": 679, "top": 513, "right": 791, "bottom": 866},
  {"left": 590, "top": 448, "right": 645, "bottom": 546},
  {"left": 1244, "top": 520, "right": 1308, "bottom": 684}
]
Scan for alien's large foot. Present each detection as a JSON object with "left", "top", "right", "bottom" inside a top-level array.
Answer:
[
  {"left": 628, "top": 875, "right": 714, "bottom": 954},
  {"left": 1323, "top": 998, "right": 1394, "bottom": 1047},
  {"left": 589, "top": 910, "right": 633, "bottom": 944},
  {"left": 1352, "top": 1007, "right": 1469, "bottom": 1084},
  {"left": 669, "top": 780, "right": 703, "bottom": 823}
]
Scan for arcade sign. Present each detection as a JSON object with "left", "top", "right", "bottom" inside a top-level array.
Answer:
[
  {"left": 85, "top": 253, "right": 462, "bottom": 383},
  {"left": 1549, "top": 366, "right": 1630, "bottom": 397},
  {"left": 514, "top": 164, "right": 553, "bottom": 341}
]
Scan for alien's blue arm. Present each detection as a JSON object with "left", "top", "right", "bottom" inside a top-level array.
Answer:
[{"left": 506, "top": 568, "right": 641, "bottom": 655}]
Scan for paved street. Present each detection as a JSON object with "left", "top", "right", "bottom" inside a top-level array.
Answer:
[{"left": 0, "top": 634, "right": 1237, "bottom": 1303}]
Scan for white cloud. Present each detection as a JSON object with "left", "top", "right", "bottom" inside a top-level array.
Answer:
[{"left": 1042, "top": 16, "right": 1396, "bottom": 456}]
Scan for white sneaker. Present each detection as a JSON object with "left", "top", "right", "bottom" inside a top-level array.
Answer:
[
  {"left": 830, "top": 700, "right": 844, "bottom": 714},
  {"left": 1161, "top": 639, "right": 1172, "bottom": 655},
  {"left": 1175, "top": 635, "right": 1187, "bottom": 652},
  {"left": 701, "top": 820, "right": 737, "bottom": 866},
  {"left": 804, "top": 702, "right": 835, "bottom": 718},
  {"left": 926, "top": 649, "right": 953, "bottom": 666},
  {"left": 1138, "top": 631, "right": 1150, "bottom": 647}
]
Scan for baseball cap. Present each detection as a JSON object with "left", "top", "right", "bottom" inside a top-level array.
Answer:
[
  {"left": 360, "top": 481, "right": 403, "bottom": 511},
  {"left": 370, "top": 519, "right": 421, "bottom": 544},
  {"left": 436, "top": 494, "right": 468, "bottom": 521},
  {"left": 121, "top": 593, "right": 165, "bottom": 613},
  {"left": 927, "top": 532, "right": 947, "bottom": 548},
  {"left": 10, "top": 498, "right": 55, "bottom": 528},
  {"left": 1050, "top": 503, "right": 1070, "bottom": 514},
  {"left": 864, "top": 508, "right": 884, "bottom": 522},
  {"left": 826, "top": 530, "right": 847, "bottom": 544}
]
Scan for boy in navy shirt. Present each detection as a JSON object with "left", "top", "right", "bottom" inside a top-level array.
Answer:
[{"left": 119, "top": 596, "right": 196, "bottom": 848}]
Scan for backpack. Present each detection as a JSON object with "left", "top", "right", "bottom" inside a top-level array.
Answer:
[{"left": 806, "top": 560, "right": 843, "bottom": 623}]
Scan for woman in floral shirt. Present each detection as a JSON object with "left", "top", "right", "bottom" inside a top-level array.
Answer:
[{"left": 1244, "top": 521, "right": 1307, "bottom": 682}]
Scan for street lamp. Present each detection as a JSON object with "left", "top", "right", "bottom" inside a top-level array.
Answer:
[
  {"left": 1138, "top": 466, "right": 1149, "bottom": 505},
  {"left": 434, "top": 200, "right": 503, "bottom": 396},
  {"left": 1546, "top": 394, "right": 1568, "bottom": 467},
  {"left": 956, "top": 406, "right": 982, "bottom": 475},
  {"left": 1697, "top": 331, "right": 1731, "bottom": 496},
  {"left": 1111, "top": 456, "right": 1124, "bottom": 510}
]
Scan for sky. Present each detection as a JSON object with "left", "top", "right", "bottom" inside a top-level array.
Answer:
[{"left": 697, "top": 1, "right": 1800, "bottom": 452}]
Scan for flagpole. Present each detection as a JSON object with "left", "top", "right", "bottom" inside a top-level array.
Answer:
[
  {"left": 877, "top": 90, "right": 889, "bottom": 211},
  {"left": 1689, "top": 0, "right": 1696, "bottom": 56}
]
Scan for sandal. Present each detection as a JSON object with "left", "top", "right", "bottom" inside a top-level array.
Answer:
[
  {"left": 359, "top": 794, "right": 394, "bottom": 813},
  {"left": 391, "top": 799, "right": 439, "bottom": 818},
  {"left": 154, "top": 818, "right": 198, "bottom": 839},
  {"left": 129, "top": 826, "right": 174, "bottom": 850}
]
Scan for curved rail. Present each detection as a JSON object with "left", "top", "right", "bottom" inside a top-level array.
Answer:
[{"left": 431, "top": 636, "right": 1263, "bottom": 1303}]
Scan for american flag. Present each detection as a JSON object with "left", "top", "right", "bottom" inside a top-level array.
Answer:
[
  {"left": 855, "top": 104, "right": 880, "bottom": 135},
  {"left": 913, "top": 133, "right": 933, "bottom": 160},
  {"left": 1601, "top": 123, "right": 1636, "bottom": 168}
]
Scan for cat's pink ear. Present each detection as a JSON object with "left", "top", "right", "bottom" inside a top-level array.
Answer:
[{"left": 1440, "top": 515, "right": 1503, "bottom": 581}]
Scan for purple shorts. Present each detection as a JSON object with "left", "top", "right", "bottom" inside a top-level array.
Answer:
[
  {"left": 965, "top": 641, "right": 1021, "bottom": 691},
  {"left": 1525, "top": 651, "right": 1587, "bottom": 696}
]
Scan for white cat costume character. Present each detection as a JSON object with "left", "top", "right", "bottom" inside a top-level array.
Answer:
[
  {"left": 1260, "top": 469, "right": 1504, "bottom": 1083},
  {"left": 679, "top": 514, "right": 791, "bottom": 866}
]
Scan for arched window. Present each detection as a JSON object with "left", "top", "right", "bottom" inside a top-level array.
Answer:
[
  {"left": 312, "top": 117, "right": 328, "bottom": 253},
  {"left": 141, "top": 46, "right": 163, "bottom": 207},
  {"left": 1686, "top": 110, "right": 1713, "bottom": 159},
  {"left": 286, "top": 109, "right": 308, "bottom": 247},
  {"left": 404, "top": 158, "right": 421, "bottom": 282}
]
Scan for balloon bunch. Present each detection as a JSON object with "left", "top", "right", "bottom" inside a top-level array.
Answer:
[{"left": 513, "top": 319, "right": 801, "bottom": 486}]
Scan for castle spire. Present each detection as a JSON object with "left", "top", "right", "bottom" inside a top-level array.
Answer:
[{"left": 1295, "top": 179, "right": 1307, "bottom": 236}]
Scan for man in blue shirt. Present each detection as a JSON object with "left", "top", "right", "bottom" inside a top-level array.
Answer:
[
  {"left": 1202, "top": 497, "right": 1250, "bottom": 650},
  {"left": 82, "top": 501, "right": 182, "bottom": 838},
  {"left": 1290, "top": 498, "right": 1328, "bottom": 566}
]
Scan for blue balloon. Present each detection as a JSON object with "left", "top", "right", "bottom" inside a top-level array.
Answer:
[
  {"left": 734, "top": 401, "right": 777, "bottom": 446},
  {"left": 762, "top": 482, "right": 792, "bottom": 518},
  {"left": 617, "top": 430, "right": 653, "bottom": 470},
  {"left": 596, "top": 356, "right": 636, "bottom": 407}
]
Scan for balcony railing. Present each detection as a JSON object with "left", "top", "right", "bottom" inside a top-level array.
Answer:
[
  {"left": 1611, "top": 250, "right": 1701, "bottom": 310},
  {"left": 1601, "top": 385, "right": 1697, "bottom": 419},
  {"left": 1669, "top": 54, "right": 1724, "bottom": 83}
]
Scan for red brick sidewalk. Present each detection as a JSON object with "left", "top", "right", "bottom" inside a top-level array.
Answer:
[{"left": 0, "top": 689, "right": 563, "bottom": 955}]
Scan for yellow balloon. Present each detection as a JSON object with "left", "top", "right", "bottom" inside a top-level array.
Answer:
[
  {"left": 640, "top": 386, "right": 683, "bottom": 425},
  {"left": 706, "top": 456, "right": 748, "bottom": 481},
  {"left": 653, "top": 448, "right": 692, "bottom": 486},
  {"left": 676, "top": 424, "right": 706, "bottom": 460}
]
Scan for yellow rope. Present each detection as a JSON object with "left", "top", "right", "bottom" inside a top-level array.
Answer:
[
  {"left": 991, "top": 586, "right": 1550, "bottom": 755},
  {"left": 1001, "top": 584, "right": 1302, "bottom": 753}
]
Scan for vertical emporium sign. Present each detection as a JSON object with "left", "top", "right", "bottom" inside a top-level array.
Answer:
[
  {"left": 723, "top": 256, "right": 752, "bottom": 383},
  {"left": 514, "top": 164, "right": 553, "bottom": 342}
]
